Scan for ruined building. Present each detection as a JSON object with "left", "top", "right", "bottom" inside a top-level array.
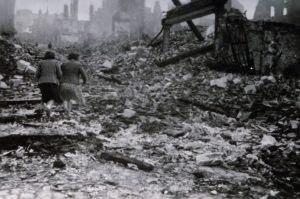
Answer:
[
  {"left": 87, "top": 0, "right": 164, "bottom": 40},
  {"left": 254, "top": 0, "right": 300, "bottom": 24},
  {"left": 97, "top": 0, "right": 119, "bottom": 38},
  {"left": 90, "top": 5, "right": 95, "bottom": 21},
  {"left": 145, "top": 1, "right": 163, "bottom": 35},
  {"left": 31, "top": 11, "right": 61, "bottom": 44},
  {"left": 152, "top": 1, "right": 163, "bottom": 33},
  {"left": 70, "top": 0, "right": 79, "bottom": 21},
  {"left": 64, "top": 4, "right": 69, "bottom": 20},
  {"left": 17, "top": 0, "right": 86, "bottom": 45},
  {"left": 0, "top": 0, "right": 16, "bottom": 34},
  {"left": 225, "top": 0, "right": 245, "bottom": 12},
  {"left": 112, "top": 0, "right": 146, "bottom": 39},
  {"left": 58, "top": 0, "right": 87, "bottom": 44},
  {"left": 15, "top": 10, "right": 37, "bottom": 34},
  {"left": 159, "top": 0, "right": 299, "bottom": 74},
  {"left": 192, "top": 0, "right": 245, "bottom": 27}
]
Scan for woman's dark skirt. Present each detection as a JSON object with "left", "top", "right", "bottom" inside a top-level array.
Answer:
[{"left": 39, "top": 83, "right": 62, "bottom": 103}]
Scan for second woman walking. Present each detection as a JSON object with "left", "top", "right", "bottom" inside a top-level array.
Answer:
[{"left": 60, "top": 53, "right": 87, "bottom": 115}]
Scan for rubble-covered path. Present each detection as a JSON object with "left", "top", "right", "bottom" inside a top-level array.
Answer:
[{"left": 1, "top": 36, "right": 300, "bottom": 199}]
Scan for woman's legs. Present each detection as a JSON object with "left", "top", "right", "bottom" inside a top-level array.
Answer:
[
  {"left": 63, "top": 100, "right": 73, "bottom": 115},
  {"left": 63, "top": 100, "right": 68, "bottom": 112},
  {"left": 43, "top": 100, "right": 54, "bottom": 117},
  {"left": 39, "top": 83, "right": 60, "bottom": 117},
  {"left": 46, "top": 100, "right": 54, "bottom": 110},
  {"left": 68, "top": 101, "right": 73, "bottom": 114}
]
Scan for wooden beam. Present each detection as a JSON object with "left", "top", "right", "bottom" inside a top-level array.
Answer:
[
  {"left": 214, "top": 6, "right": 224, "bottom": 56},
  {"left": 157, "top": 44, "right": 214, "bottom": 67},
  {"left": 162, "top": 25, "right": 171, "bottom": 52},
  {"left": 162, "top": 0, "right": 227, "bottom": 52},
  {"left": 0, "top": 134, "right": 85, "bottom": 151},
  {"left": 172, "top": 0, "right": 204, "bottom": 42},
  {"left": 0, "top": 113, "right": 42, "bottom": 123},
  {"left": 97, "top": 74, "right": 122, "bottom": 85},
  {"left": 165, "top": 0, "right": 229, "bottom": 24},
  {"left": 165, "top": 6, "right": 216, "bottom": 25},
  {"left": 0, "top": 98, "right": 41, "bottom": 107},
  {"left": 178, "top": 98, "right": 233, "bottom": 117},
  {"left": 99, "top": 152, "right": 154, "bottom": 172},
  {"left": 167, "top": 0, "right": 215, "bottom": 18}
]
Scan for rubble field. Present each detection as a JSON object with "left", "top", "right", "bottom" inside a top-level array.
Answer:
[{"left": 0, "top": 32, "right": 300, "bottom": 199}]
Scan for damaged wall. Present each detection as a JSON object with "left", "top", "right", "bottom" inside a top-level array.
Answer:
[
  {"left": 248, "top": 21, "right": 300, "bottom": 73},
  {"left": 225, "top": 0, "right": 245, "bottom": 12},
  {"left": 113, "top": 0, "right": 145, "bottom": 39},
  {"left": 0, "top": 37, "right": 16, "bottom": 74},
  {"left": 254, "top": 0, "right": 300, "bottom": 25},
  {"left": 217, "top": 9, "right": 300, "bottom": 74},
  {"left": 0, "top": 0, "right": 16, "bottom": 35}
]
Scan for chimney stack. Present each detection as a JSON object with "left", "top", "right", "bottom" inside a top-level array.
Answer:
[
  {"left": 0, "top": 0, "right": 16, "bottom": 35},
  {"left": 90, "top": 5, "right": 94, "bottom": 21},
  {"left": 63, "top": 4, "right": 69, "bottom": 19},
  {"left": 70, "top": 0, "right": 79, "bottom": 20}
]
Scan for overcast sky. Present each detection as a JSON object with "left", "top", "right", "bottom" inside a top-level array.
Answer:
[{"left": 16, "top": 0, "right": 259, "bottom": 20}]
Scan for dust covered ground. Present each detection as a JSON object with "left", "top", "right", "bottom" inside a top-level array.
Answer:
[{"left": 0, "top": 33, "right": 300, "bottom": 199}]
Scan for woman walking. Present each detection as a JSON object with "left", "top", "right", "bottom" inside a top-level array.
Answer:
[
  {"left": 60, "top": 53, "right": 87, "bottom": 115},
  {"left": 36, "top": 51, "right": 62, "bottom": 115}
]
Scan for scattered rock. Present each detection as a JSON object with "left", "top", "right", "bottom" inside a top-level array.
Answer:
[
  {"left": 287, "top": 133, "right": 297, "bottom": 138},
  {"left": 99, "top": 151, "right": 154, "bottom": 172},
  {"left": 261, "top": 135, "right": 277, "bottom": 146},
  {"left": 210, "top": 77, "right": 228, "bottom": 88},
  {"left": 102, "top": 60, "right": 113, "bottom": 68},
  {"left": 244, "top": 85, "right": 257, "bottom": 94},
  {"left": 196, "top": 152, "right": 223, "bottom": 166},
  {"left": 233, "top": 77, "right": 242, "bottom": 84},
  {"left": 290, "top": 120, "right": 299, "bottom": 129},
  {"left": 9, "top": 78, "right": 24, "bottom": 87},
  {"left": 122, "top": 109, "right": 137, "bottom": 119},
  {"left": 220, "top": 132, "right": 232, "bottom": 140},
  {"left": 261, "top": 76, "right": 276, "bottom": 83},
  {"left": 0, "top": 81, "right": 8, "bottom": 89},
  {"left": 183, "top": 73, "right": 193, "bottom": 81},
  {"left": 53, "top": 159, "right": 66, "bottom": 169},
  {"left": 237, "top": 111, "right": 252, "bottom": 122},
  {"left": 210, "top": 190, "right": 218, "bottom": 195},
  {"left": 193, "top": 167, "right": 253, "bottom": 183},
  {"left": 17, "top": 60, "right": 36, "bottom": 74},
  {"left": 163, "top": 129, "right": 186, "bottom": 138}
]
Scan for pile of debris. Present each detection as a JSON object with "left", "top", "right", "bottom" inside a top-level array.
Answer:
[
  {"left": 0, "top": 36, "right": 57, "bottom": 100},
  {"left": 0, "top": 36, "right": 16, "bottom": 75},
  {"left": 0, "top": 21, "right": 299, "bottom": 196},
  {"left": 81, "top": 31, "right": 299, "bottom": 130},
  {"left": 0, "top": 37, "right": 45, "bottom": 126},
  {"left": 74, "top": 29, "right": 300, "bottom": 194}
]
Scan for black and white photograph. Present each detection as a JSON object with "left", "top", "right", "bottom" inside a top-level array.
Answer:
[{"left": 0, "top": 0, "right": 299, "bottom": 198}]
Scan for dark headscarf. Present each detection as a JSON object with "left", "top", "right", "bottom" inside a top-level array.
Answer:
[{"left": 44, "top": 51, "right": 55, "bottom": 60}]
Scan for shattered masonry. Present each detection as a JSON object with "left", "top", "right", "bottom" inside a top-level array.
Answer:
[
  {"left": 254, "top": 0, "right": 300, "bottom": 25},
  {"left": 0, "top": 0, "right": 16, "bottom": 35},
  {"left": 218, "top": 9, "right": 300, "bottom": 74}
]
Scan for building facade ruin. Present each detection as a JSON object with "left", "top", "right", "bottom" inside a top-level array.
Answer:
[
  {"left": 112, "top": 0, "right": 146, "bottom": 39},
  {"left": 70, "top": 0, "right": 79, "bottom": 21},
  {"left": 254, "top": 0, "right": 300, "bottom": 24},
  {"left": 0, "top": 0, "right": 16, "bottom": 35}
]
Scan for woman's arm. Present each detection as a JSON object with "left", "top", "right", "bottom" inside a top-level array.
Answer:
[
  {"left": 35, "top": 63, "right": 41, "bottom": 82},
  {"left": 56, "top": 62, "right": 63, "bottom": 81},
  {"left": 79, "top": 66, "right": 87, "bottom": 85}
]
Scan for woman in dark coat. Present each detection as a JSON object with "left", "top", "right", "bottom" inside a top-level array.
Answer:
[
  {"left": 60, "top": 53, "right": 87, "bottom": 114},
  {"left": 36, "top": 51, "right": 62, "bottom": 114}
]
